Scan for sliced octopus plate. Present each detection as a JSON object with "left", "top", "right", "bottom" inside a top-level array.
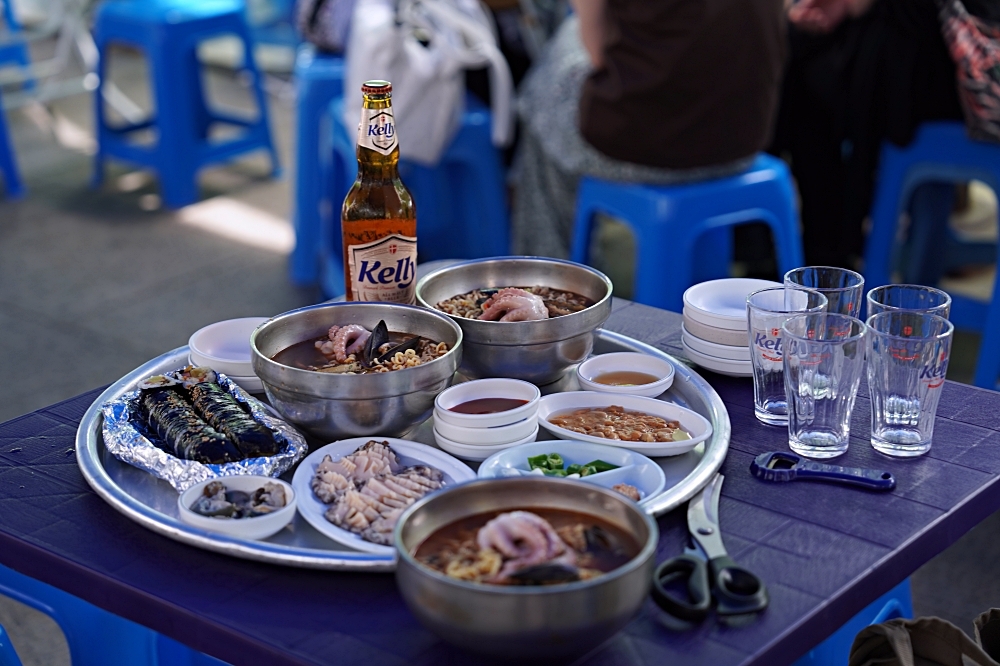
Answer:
[{"left": 291, "top": 437, "right": 476, "bottom": 554}]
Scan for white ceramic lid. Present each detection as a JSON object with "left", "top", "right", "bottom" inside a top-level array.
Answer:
[{"left": 682, "top": 279, "right": 780, "bottom": 331}]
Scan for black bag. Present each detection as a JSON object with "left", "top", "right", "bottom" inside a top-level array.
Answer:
[{"left": 296, "top": 0, "right": 356, "bottom": 53}]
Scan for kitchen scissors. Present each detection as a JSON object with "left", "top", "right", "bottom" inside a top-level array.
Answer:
[{"left": 651, "top": 474, "right": 769, "bottom": 621}]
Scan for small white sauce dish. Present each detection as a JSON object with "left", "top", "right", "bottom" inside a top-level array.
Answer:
[
  {"left": 434, "top": 378, "right": 541, "bottom": 429},
  {"left": 178, "top": 475, "right": 296, "bottom": 541},
  {"left": 434, "top": 423, "right": 539, "bottom": 461},
  {"left": 576, "top": 352, "right": 675, "bottom": 398},
  {"left": 478, "top": 441, "right": 667, "bottom": 505},
  {"left": 433, "top": 413, "right": 538, "bottom": 446},
  {"left": 536, "top": 391, "right": 712, "bottom": 457},
  {"left": 189, "top": 317, "right": 269, "bottom": 378}
]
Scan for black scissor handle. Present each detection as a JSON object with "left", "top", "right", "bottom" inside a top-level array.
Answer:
[
  {"left": 708, "top": 555, "right": 769, "bottom": 616},
  {"left": 651, "top": 555, "right": 712, "bottom": 622}
]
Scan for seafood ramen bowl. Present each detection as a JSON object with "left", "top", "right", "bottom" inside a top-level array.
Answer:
[
  {"left": 415, "top": 257, "right": 613, "bottom": 385},
  {"left": 251, "top": 302, "right": 462, "bottom": 440},
  {"left": 394, "top": 477, "right": 658, "bottom": 659}
]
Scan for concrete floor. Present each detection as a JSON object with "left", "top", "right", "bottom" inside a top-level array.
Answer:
[{"left": 1, "top": 40, "right": 999, "bottom": 666}]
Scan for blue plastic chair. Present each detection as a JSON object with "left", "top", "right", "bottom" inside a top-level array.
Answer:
[
  {"left": 0, "top": 623, "right": 22, "bottom": 666},
  {"left": 570, "top": 153, "right": 804, "bottom": 312},
  {"left": 290, "top": 45, "right": 343, "bottom": 285},
  {"left": 319, "top": 94, "right": 509, "bottom": 298},
  {"left": 0, "top": 0, "right": 34, "bottom": 91},
  {"left": 92, "top": 0, "right": 280, "bottom": 209},
  {"left": 0, "top": 563, "right": 228, "bottom": 666},
  {"left": 0, "top": 86, "right": 24, "bottom": 199},
  {"left": 862, "top": 121, "right": 1000, "bottom": 388},
  {"left": 793, "top": 578, "right": 913, "bottom": 666}
]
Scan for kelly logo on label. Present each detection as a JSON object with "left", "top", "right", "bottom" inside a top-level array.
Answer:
[
  {"left": 755, "top": 331, "right": 783, "bottom": 362},
  {"left": 359, "top": 109, "right": 397, "bottom": 154}
]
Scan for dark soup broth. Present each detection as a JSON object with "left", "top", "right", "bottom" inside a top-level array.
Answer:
[
  {"left": 449, "top": 398, "right": 528, "bottom": 414},
  {"left": 414, "top": 508, "right": 639, "bottom": 586},
  {"left": 271, "top": 325, "right": 449, "bottom": 375}
]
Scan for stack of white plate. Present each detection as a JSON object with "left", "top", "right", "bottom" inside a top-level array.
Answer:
[{"left": 680, "top": 278, "right": 779, "bottom": 377}]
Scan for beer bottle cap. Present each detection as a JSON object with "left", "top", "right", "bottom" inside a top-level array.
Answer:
[{"left": 361, "top": 80, "right": 392, "bottom": 95}]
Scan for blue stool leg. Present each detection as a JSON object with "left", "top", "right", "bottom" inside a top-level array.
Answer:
[
  {"left": 902, "top": 182, "right": 955, "bottom": 286},
  {"left": 291, "top": 76, "right": 326, "bottom": 284},
  {"left": 691, "top": 227, "right": 732, "bottom": 282},
  {"left": 974, "top": 268, "right": 1000, "bottom": 389},
  {"left": 151, "top": 40, "right": 200, "bottom": 207},
  {"left": 234, "top": 20, "right": 280, "bottom": 177},
  {"left": 0, "top": 102, "right": 24, "bottom": 199},
  {"left": 864, "top": 145, "right": 910, "bottom": 289},
  {"left": 0, "top": 623, "right": 22, "bottom": 666}
]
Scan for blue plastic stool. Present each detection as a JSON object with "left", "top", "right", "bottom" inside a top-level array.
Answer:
[
  {"left": 793, "top": 578, "right": 913, "bottom": 666},
  {"left": 289, "top": 45, "right": 343, "bottom": 285},
  {"left": 319, "top": 94, "right": 509, "bottom": 298},
  {"left": 0, "top": 563, "right": 228, "bottom": 666},
  {"left": 92, "top": 0, "right": 280, "bottom": 209},
  {"left": 0, "top": 0, "right": 34, "bottom": 91},
  {"left": 570, "top": 153, "right": 804, "bottom": 312},
  {"left": 0, "top": 86, "right": 24, "bottom": 199},
  {"left": 862, "top": 121, "right": 1000, "bottom": 388},
  {"left": 0, "top": 623, "right": 22, "bottom": 666}
]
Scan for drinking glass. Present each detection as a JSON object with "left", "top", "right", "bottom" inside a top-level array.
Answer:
[
  {"left": 866, "top": 284, "right": 952, "bottom": 320},
  {"left": 746, "top": 287, "right": 828, "bottom": 426},
  {"left": 784, "top": 266, "right": 865, "bottom": 317},
  {"left": 782, "top": 314, "right": 867, "bottom": 459},
  {"left": 866, "top": 311, "right": 954, "bottom": 457}
]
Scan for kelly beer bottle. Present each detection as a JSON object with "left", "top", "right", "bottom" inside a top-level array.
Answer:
[{"left": 341, "top": 80, "right": 417, "bottom": 302}]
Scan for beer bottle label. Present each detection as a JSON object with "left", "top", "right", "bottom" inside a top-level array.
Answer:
[
  {"left": 357, "top": 107, "right": 398, "bottom": 155},
  {"left": 347, "top": 233, "right": 417, "bottom": 303}
]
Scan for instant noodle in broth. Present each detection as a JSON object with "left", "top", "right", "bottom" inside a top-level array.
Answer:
[{"left": 414, "top": 508, "right": 639, "bottom": 586}]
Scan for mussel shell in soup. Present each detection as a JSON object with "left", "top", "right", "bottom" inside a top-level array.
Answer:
[{"left": 414, "top": 508, "right": 640, "bottom": 586}]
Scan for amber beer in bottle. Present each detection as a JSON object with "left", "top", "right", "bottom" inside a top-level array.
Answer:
[{"left": 341, "top": 80, "right": 417, "bottom": 303}]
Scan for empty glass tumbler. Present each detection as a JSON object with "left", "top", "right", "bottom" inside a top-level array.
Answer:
[
  {"left": 747, "top": 287, "right": 828, "bottom": 426},
  {"left": 866, "top": 284, "right": 952, "bottom": 320},
  {"left": 784, "top": 266, "right": 865, "bottom": 317},
  {"left": 866, "top": 311, "right": 954, "bottom": 457},
  {"left": 782, "top": 314, "right": 867, "bottom": 459}
]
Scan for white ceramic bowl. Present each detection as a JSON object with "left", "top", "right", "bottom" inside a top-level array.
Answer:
[
  {"left": 536, "top": 392, "right": 712, "bottom": 457},
  {"left": 433, "top": 378, "right": 541, "bottom": 428},
  {"left": 682, "top": 279, "right": 779, "bottom": 331},
  {"left": 177, "top": 475, "right": 296, "bottom": 541},
  {"left": 434, "top": 424, "right": 539, "bottom": 461},
  {"left": 433, "top": 413, "right": 538, "bottom": 446},
  {"left": 189, "top": 317, "right": 269, "bottom": 378},
  {"left": 576, "top": 352, "right": 675, "bottom": 398},
  {"left": 680, "top": 327, "right": 752, "bottom": 361},
  {"left": 681, "top": 312, "right": 750, "bottom": 347},
  {"left": 681, "top": 340, "right": 754, "bottom": 378},
  {"left": 478, "top": 441, "right": 667, "bottom": 505}
]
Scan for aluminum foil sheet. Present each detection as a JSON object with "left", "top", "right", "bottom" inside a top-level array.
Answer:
[{"left": 102, "top": 372, "right": 308, "bottom": 492}]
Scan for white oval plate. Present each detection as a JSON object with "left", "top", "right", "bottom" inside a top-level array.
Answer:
[
  {"left": 291, "top": 437, "right": 476, "bottom": 554},
  {"left": 682, "top": 340, "right": 754, "bottom": 378},
  {"left": 681, "top": 327, "right": 752, "bottom": 361},
  {"left": 478, "top": 441, "right": 667, "bottom": 506},
  {"left": 682, "top": 278, "right": 780, "bottom": 330},
  {"left": 536, "top": 392, "right": 712, "bottom": 457}
]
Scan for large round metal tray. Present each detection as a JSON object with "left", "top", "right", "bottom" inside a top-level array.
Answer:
[{"left": 76, "top": 329, "right": 729, "bottom": 571}]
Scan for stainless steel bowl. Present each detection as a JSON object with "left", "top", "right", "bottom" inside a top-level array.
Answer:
[
  {"left": 395, "top": 477, "right": 658, "bottom": 659},
  {"left": 415, "top": 257, "right": 613, "bottom": 384},
  {"left": 250, "top": 302, "right": 462, "bottom": 440}
]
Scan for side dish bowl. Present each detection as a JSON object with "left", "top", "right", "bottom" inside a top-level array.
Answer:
[
  {"left": 178, "top": 476, "right": 296, "bottom": 541},
  {"left": 576, "top": 352, "right": 675, "bottom": 397},
  {"left": 433, "top": 378, "right": 540, "bottom": 428},
  {"left": 415, "top": 257, "right": 613, "bottom": 384},
  {"left": 189, "top": 317, "right": 269, "bottom": 378},
  {"left": 251, "top": 302, "right": 463, "bottom": 440},
  {"left": 394, "top": 477, "right": 658, "bottom": 659}
]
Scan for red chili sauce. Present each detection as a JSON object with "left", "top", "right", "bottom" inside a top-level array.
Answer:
[{"left": 449, "top": 398, "right": 528, "bottom": 414}]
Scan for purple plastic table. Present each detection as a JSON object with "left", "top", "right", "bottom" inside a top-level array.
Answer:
[{"left": 3, "top": 299, "right": 1000, "bottom": 665}]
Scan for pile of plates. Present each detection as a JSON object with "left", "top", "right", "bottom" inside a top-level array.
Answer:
[{"left": 681, "top": 278, "right": 779, "bottom": 377}]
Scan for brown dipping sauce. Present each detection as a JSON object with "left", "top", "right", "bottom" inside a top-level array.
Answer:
[
  {"left": 449, "top": 398, "right": 528, "bottom": 414},
  {"left": 592, "top": 371, "right": 660, "bottom": 387}
]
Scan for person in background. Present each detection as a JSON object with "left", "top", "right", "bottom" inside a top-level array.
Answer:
[
  {"left": 509, "top": 0, "right": 786, "bottom": 267},
  {"left": 771, "top": 0, "right": 1000, "bottom": 269}
]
